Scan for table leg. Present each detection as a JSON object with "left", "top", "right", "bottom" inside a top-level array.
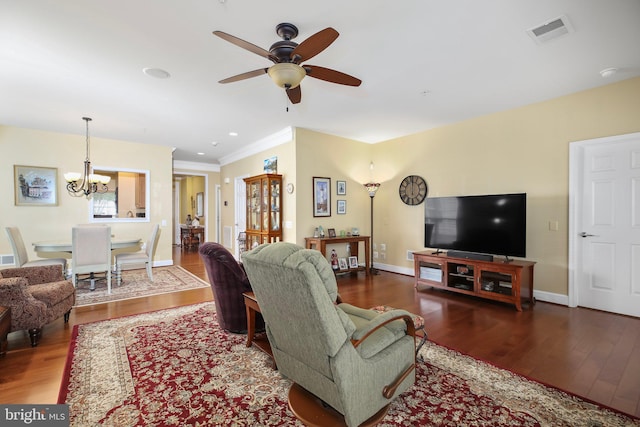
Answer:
[{"left": 245, "top": 304, "right": 256, "bottom": 348}]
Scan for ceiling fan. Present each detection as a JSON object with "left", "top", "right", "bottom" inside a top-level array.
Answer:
[{"left": 213, "top": 23, "right": 362, "bottom": 104}]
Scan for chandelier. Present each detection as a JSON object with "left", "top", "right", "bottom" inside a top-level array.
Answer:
[{"left": 64, "top": 117, "right": 111, "bottom": 198}]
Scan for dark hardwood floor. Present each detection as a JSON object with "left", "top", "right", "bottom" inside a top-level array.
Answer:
[{"left": 1, "top": 246, "right": 639, "bottom": 418}]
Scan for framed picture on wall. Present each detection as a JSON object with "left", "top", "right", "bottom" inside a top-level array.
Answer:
[
  {"left": 196, "top": 192, "right": 204, "bottom": 217},
  {"left": 313, "top": 177, "right": 331, "bottom": 217},
  {"left": 337, "top": 180, "right": 346, "bottom": 195},
  {"left": 14, "top": 165, "right": 58, "bottom": 206},
  {"left": 337, "top": 200, "right": 346, "bottom": 214}
]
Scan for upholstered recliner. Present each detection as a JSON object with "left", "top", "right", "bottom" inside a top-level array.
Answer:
[
  {"left": 199, "top": 242, "right": 264, "bottom": 333},
  {"left": 0, "top": 265, "right": 75, "bottom": 346},
  {"left": 241, "top": 242, "right": 416, "bottom": 427}
]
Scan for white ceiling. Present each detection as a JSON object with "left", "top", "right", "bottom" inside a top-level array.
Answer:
[{"left": 1, "top": 0, "right": 639, "bottom": 164}]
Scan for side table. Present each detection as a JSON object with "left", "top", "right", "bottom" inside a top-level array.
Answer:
[
  {"left": 0, "top": 306, "right": 10, "bottom": 356},
  {"left": 242, "top": 292, "right": 274, "bottom": 361}
]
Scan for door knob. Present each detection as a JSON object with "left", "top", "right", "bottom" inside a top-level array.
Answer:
[{"left": 579, "top": 232, "right": 597, "bottom": 238}]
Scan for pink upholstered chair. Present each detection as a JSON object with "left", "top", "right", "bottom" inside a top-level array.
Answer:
[{"left": 0, "top": 265, "right": 75, "bottom": 346}]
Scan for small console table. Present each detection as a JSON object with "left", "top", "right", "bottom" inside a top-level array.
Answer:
[
  {"left": 180, "top": 226, "right": 204, "bottom": 250},
  {"left": 304, "top": 235, "right": 371, "bottom": 276},
  {"left": 413, "top": 251, "right": 535, "bottom": 311}
]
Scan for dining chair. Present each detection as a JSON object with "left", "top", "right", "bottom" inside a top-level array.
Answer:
[
  {"left": 114, "top": 224, "right": 160, "bottom": 286},
  {"left": 71, "top": 225, "right": 112, "bottom": 293},
  {"left": 5, "top": 227, "right": 67, "bottom": 273}
]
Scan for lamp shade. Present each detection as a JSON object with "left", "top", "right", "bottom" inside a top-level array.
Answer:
[
  {"left": 364, "top": 182, "right": 381, "bottom": 197},
  {"left": 268, "top": 63, "right": 306, "bottom": 88}
]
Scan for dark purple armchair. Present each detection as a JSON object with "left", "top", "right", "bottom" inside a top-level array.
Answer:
[{"left": 199, "top": 242, "right": 264, "bottom": 333}]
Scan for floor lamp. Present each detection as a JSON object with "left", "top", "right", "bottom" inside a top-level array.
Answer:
[{"left": 364, "top": 182, "right": 380, "bottom": 274}]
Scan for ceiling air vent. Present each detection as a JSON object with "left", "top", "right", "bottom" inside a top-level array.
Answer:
[{"left": 527, "top": 15, "right": 574, "bottom": 44}]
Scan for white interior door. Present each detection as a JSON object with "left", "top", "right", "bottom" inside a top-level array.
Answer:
[
  {"left": 570, "top": 132, "right": 640, "bottom": 317},
  {"left": 234, "top": 175, "right": 248, "bottom": 259}
]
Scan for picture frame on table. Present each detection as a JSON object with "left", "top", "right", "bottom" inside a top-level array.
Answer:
[
  {"left": 337, "top": 200, "right": 346, "bottom": 215},
  {"left": 14, "top": 165, "right": 58, "bottom": 206},
  {"left": 328, "top": 228, "right": 336, "bottom": 238},
  {"left": 336, "top": 180, "right": 346, "bottom": 195},
  {"left": 348, "top": 256, "right": 359, "bottom": 269},
  {"left": 313, "top": 177, "right": 331, "bottom": 217},
  {"left": 338, "top": 258, "right": 348, "bottom": 270}
]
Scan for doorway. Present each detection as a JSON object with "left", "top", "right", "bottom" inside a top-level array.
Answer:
[
  {"left": 172, "top": 173, "right": 209, "bottom": 245},
  {"left": 569, "top": 131, "right": 640, "bottom": 317}
]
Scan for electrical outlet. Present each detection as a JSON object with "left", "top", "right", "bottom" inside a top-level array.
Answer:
[
  {"left": 372, "top": 243, "right": 377, "bottom": 250},
  {"left": 380, "top": 252, "right": 386, "bottom": 260},
  {"left": 373, "top": 251, "right": 378, "bottom": 259},
  {"left": 380, "top": 243, "right": 386, "bottom": 251},
  {"left": 407, "top": 250, "right": 414, "bottom": 261}
]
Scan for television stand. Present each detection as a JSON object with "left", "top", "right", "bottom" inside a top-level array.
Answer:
[{"left": 413, "top": 251, "right": 535, "bottom": 311}]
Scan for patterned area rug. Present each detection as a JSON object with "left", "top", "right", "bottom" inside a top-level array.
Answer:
[
  {"left": 74, "top": 266, "right": 210, "bottom": 306},
  {"left": 59, "top": 303, "right": 640, "bottom": 426}
]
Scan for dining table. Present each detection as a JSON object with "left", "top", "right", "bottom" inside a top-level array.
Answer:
[{"left": 33, "top": 237, "right": 142, "bottom": 253}]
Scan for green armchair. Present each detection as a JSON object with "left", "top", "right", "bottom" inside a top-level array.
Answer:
[{"left": 241, "top": 242, "right": 416, "bottom": 427}]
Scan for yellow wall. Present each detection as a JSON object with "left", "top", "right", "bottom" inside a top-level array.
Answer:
[
  {"left": 371, "top": 76, "right": 640, "bottom": 296},
  {"left": 0, "top": 125, "right": 174, "bottom": 265},
  {"left": 293, "top": 128, "right": 373, "bottom": 254},
  {"left": 219, "top": 140, "right": 295, "bottom": 250}
]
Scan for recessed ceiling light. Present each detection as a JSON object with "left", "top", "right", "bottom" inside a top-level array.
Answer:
[
  {"left": 197, "top": 152, "right": 205, "bottom": 156},
  {"left": 229, "top": 132, "right": 238, "bottom": 136},
  {"left": 600, "top": 68, "right": 618, "bottom": 78},
  {"left": 211, "top": 141, "right": 219, "bottom": 147},
  {"left": 143, "top": 68, "right": 171, "bottom": 79}
]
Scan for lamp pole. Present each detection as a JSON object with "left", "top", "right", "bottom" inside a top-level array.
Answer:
[{"left": 363, "top": 182, "right": 380, "bottom": 274}]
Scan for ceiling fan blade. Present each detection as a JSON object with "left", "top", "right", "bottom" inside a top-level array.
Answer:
[
  {"left": 286, "top": 85, "right": 301, "bottom": 104},
  {"left": 290, "top": 27, "right": 339, "bottom": 63},
  {"left": 304, "top": 65, "right": 362, "bottom": 87},
  {"left": 219, "top": 68, "right": 268, "bottom": 84},
  {"left": 213, "top": 31, "right": 276, "bottom": 62}
]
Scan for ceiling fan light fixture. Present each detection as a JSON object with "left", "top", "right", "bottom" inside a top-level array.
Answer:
[{"left": 268, "top": 63, "right": 306, "bottom": 89}]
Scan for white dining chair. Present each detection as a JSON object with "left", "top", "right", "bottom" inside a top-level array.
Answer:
[
  {"left": 71, "top": 225, "right": 112, "bottom": 293},
  {"left": 115, "top": 224, "right": 160, "bottom": 286},
  {"left": 5, "top": 227, "right": 67, "bottom": 273}
]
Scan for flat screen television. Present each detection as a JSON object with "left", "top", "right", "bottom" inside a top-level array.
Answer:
[{"left": 424, "top": 193, "right": 526, "bottom": 258}]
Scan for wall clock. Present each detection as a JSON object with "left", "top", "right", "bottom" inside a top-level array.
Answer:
[{"left": 399, "top": 175, "right": 428, "bottom": 205}]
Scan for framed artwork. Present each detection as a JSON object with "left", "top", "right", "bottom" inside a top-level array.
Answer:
[
  {"left": 337, "top": 199, "right": 346, "bottom": 214},
  {"left": 348, "top": 256, "right": 359, "bottom": 269},
  {"left": 338, "top": 257, "right": 348, "bottom": 270},
  {"left": 264, "top": 156, "right": 277, "bottom": 174},
  {"left": 14, "top": 165, "right": 58, "bottom": 206},
  {"left": 328, "top": 228, "right": 336, "bottom": 238},
  {"left": 196, "top": 192, "right": 204, "bottom": 217},
  {"left": 337, "top": 180, "right": 346, "bottom": 195},
  {"left": 313, "top": 177, "right": 331, "bottom": 217}
]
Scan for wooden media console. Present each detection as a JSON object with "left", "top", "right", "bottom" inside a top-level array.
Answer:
[{"left": 413, "top": 251, "right": 535, "bottom": 311}]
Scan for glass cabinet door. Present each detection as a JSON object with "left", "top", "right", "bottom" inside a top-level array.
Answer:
[
  {"left": 270, "top": 177, "right": 280, "bottom": 231},
  {"left": 248, "top": 181, "right": 260, "bottom": 231}
]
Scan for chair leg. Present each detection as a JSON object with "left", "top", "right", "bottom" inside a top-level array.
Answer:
[
  {"left": 107, "top": 269, "right": 112, "bottom": 294},
  {"left": 64, "top": 310, "right": 72, "bottom": 323},
  {"left": 116, "top": 264, "right": 122, "bottom": 286},
  {"left": 28, "top": 328, "right": 41, "bottom": 347},
  {"left": 146, "top": 262, "right": 153, "bottom": 281}
]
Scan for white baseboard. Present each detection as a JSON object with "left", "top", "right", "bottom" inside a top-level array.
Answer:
[{"left": 153, "top": 259, "right": 174, "bottom": 267}]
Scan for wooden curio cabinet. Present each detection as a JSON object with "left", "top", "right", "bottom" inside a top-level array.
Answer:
[{"left": 244, "top": 174, "right": 282, "bottom": 249}]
